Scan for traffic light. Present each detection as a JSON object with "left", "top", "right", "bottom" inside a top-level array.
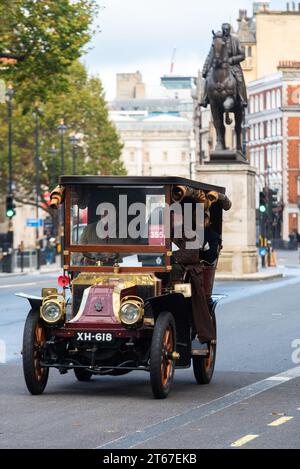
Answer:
[
  {"left": 6, "top": 194, "right": 16, "bottom": 218},
  {"left": 269, "top": 189, "right": 278, "bottom": 211},
  {"left": 259, "top": 191, "right": 267, "bottom": 214}
]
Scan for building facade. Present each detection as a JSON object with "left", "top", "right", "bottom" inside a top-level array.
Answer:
[
  {"left": 247, "top": 63, "right": 300, "bottom": 241},
  {"left": 238, "top": 2, "right": 300, "bottom": 85},
  {"left": 110, "top": 113, "right": 195, "bottom": 179}
]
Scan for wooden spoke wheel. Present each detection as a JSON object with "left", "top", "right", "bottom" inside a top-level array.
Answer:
[
  {"left": 23, "top": 310, "right": 49, "bottom": 395},
  {"left": 192, "top": 309, "right": 217, "bottom": 385},
  {"left": 150, "top": 311, "right": 176, "bottom": 399}
]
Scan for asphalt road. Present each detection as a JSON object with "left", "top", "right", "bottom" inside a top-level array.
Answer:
[{"left": 0, "top": 263, "right": 300, "bottom": 449}]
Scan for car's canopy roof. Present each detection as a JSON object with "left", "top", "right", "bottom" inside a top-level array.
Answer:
[{"left": 59, "top": 176, "right": 225, "bottom": 194}]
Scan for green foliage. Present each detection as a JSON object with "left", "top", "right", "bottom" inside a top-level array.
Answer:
[
  {"left": 0, "top": 61, "right": 125, "bottom": 212},
  {"left": 0, "top": 0, "right": 98, "bottom": 107}
]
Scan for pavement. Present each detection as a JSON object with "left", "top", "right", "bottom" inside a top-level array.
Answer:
[{"left": 0, "top": 250, "right": 300, "bottom": 449}]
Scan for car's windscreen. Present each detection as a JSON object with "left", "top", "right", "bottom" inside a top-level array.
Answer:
[{"left": 70, "top": 185, "right": 166, "bottom": 246}]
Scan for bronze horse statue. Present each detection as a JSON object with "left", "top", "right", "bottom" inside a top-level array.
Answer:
[{"left": 206, "top": 32, "right": 245, "bottom": 152}]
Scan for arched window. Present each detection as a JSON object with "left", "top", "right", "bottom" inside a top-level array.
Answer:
[
  {"left": 250, "top": 96, "right": 254, "bottom": 114},
  {"left": 276, "top": 118, "right": 281, "bottom": 136},
  {"left": 260, "top": 147, "right": 265, "bottom": 174},
  {"left": 276, "top": 89, "right": 282, "bottom": 108},
  {"left": 260, "top": 94, "right": 264, "bottom": 111},
  {"left": 271, "top": 90, "right": 276, "bottom": 109},
  {"left": 260, "top": 122, "right": 264, "bottom": 139}
]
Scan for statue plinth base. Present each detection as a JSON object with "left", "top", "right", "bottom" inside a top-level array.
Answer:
[
  {"left": 207, "top": 150, "right": 247, "bottom": 164},
  {"left": 196, "top": 163, "right": 258, "bottom": 276}
]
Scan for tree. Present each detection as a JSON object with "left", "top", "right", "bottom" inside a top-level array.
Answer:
[
  {"left": 0, "top": 61, "right": 125, "bottom": 235},
  {"left": 0, "top": 0, "right": 98, "bottom": 108}
]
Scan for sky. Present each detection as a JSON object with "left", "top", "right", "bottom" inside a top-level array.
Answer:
[{"left": 83, "top": 0, "right": 288, "bottom": 99}]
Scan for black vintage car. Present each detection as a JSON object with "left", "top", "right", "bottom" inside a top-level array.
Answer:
[{"left": 18, "top": 176, "right": 231, "bottom": 399}]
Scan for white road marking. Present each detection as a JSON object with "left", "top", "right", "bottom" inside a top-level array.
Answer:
[
  {"left": 268, "top": 416, "right": 294, "bottom": 427},
  {"left": 0, "top": 282, "right": 36, "bottom": 289},
  {"left": 97, "top": 365, "right": 300, "bottom": 449},
  {"left": 231, "top": 434, "right": 259, "bottom": 448}
]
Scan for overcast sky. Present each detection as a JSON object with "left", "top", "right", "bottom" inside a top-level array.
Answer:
[{"left": 83, "top": 0, "right": 287, "bottom": 99}]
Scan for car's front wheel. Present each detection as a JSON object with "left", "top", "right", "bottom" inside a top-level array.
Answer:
[
  {"left": 150, "top": 311, "right": 176, "bottom": 399},
  {"left": 22, "top": 310, "right": 49, "bottom": 395}
]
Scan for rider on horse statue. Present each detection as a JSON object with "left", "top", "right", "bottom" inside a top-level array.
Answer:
[{"left": 201, "top": 23, "right": 248, "bottom": 109}]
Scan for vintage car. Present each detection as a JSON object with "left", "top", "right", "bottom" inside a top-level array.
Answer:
[{"left": 19, "top": 176, "right": 231, "bottom": 399}]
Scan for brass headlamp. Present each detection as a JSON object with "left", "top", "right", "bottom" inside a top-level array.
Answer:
[
  {"left": 40, "top": 294, "right": 66, "bottom": 324},
  {"left": 119, "top": 296, "right": 144, "bottom": 326}
]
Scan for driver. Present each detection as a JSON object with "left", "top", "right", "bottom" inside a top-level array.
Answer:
[
  {"left": 80, "top": 210, "right": 120, "bottom": 266},
  {"left": 171, "top": 209, "right": 216, "bottom": 344}
]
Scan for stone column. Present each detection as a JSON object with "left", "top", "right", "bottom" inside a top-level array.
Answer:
[{"left": 197, "top": 163, "right": 258, "bottom": 275}]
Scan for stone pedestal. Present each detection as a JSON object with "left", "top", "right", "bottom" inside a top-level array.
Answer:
[{"left": 197, "top": 162, "right": 258, "bottom": 275}]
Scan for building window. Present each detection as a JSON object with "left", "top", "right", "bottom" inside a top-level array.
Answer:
[
  {"left": 272, "top": 120, "right": 276, "bottom": 137},
  {"left": 276, "top": 118, "right": 281, "bottom": 137},
  {"left": 254, "top": 124, "right": 259, "bottom": 140},
  {"left": 267, "top": 121, "right": 271, "bottom": 138},
  {"left": 277, "top": 144, "right": 282, "bottom": 172},
  {"left": 266, "top": 92, "right": 271, "bottom": 109},
  {"left": 260, "top": 94, "right": 264, "bottom": 112},
  {"left": 143, "top": 152, "right": 150, "bottom": 162},
  {"left": 250, "top": 96, "right": 254, "bottom": 114},
  {"left": 271, "top": 90, "right": 276, "bottom": 109},
  {"left": 163, "top": 151, "right": 168, "bottom": 162},
  {"left": 181, "top": 152, "right": 187, "bottom": 162},
  {"left": 250, "top": 125, "right": 254, "bottom": 141},
  {"left": 130, "top": 151, "right": 135, "bottom": 162},
  {"left": 260, "top": 122, "right": 264, "bottom": 139},
  {"left": 276, "top": 89, "right": 282, "bottom": 108},
  {"left": 260, "top": 147, "right": 265, "bottom": 174},
  {"left": 255, "top": 96, "right": 259, "bottom": 113},
  {"left": 248, "top": 46, "right": 252, "bottom": 57}
]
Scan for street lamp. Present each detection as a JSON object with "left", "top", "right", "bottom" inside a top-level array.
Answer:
[
  {"left": 6, "top": 83, "right": 14, "bottom": 199},
  {"left": 33, "top": 103, "right": 43, "bottom": 270},
  {"left": 69, "top": 134, "right": 79, "bottom": 175},
  {"left": 58, "top": 119, "right": 67, "bottom": 175},
  {"left": 49, "top": 145, "right": 58, "bottom": 188},
  {"left": 5, "top": 83, "right": 15, "bottom": 272}
]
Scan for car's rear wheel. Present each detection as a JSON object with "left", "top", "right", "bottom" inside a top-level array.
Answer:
[
  {"left": 150, "top": 311, "right": 176, "bottom": 399},
  {"left": 23, "top": 310, "right": 49, "bottom": 395},
  {"left": 192, "top": 309, "right": 217, "bottom": 385},
  {"left": 74, "top": 368, "right": 93, "bottom": 382}
]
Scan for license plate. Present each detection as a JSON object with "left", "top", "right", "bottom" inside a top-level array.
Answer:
[{"left": 75, "top": 332, "right": 114, "bottom": 343}]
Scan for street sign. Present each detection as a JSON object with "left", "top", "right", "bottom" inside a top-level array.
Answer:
[{"left": 26, "top": 218, "right": 43, "bottom": 228}]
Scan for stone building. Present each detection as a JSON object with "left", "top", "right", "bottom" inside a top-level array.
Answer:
[
  {"left": 237, "top": 2, "right": 300, "bottom": 85},
  {"left": 247, "top": 62, "right": 300, "bottom": 241}
]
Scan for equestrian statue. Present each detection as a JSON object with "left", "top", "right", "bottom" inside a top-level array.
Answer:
[{"left": 200, "top": 23, "right": 248, "bottom": 153}]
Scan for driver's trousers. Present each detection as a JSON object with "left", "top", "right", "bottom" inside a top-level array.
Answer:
[{"left": 185, "top": 264, "right": 216, "bottom": 343}]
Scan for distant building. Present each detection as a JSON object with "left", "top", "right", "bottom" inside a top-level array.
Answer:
[
  {"left": 110, "top": 113, "right": 195, "bottom": 178},
  {"left": 237, "top": 2, "right": 300, "bottom": 85},
  {"left": 110, "top": 72, "right": 212, "bottom": 177},
  {"left": 247, "top": 62, "right": 300, "bottom": 241},
  {"left": 116, "top": 71, "right": 146, "bottom": 100}
]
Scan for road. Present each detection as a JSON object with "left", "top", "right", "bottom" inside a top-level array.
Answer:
[{"left": 0, "top": 254, "right": 300, "bottom": 449}]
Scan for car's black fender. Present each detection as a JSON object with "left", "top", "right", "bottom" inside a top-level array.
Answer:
[{"left": 15, "top": 292, "right": 43, "bottom": 310}]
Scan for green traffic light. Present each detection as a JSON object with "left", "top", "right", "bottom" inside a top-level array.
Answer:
[
  {"left": 6, "top": 209, "right": 15, "bottom": 218},
  {"left": 259, "top": 205, "right": 266, "bottom": 214}
]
